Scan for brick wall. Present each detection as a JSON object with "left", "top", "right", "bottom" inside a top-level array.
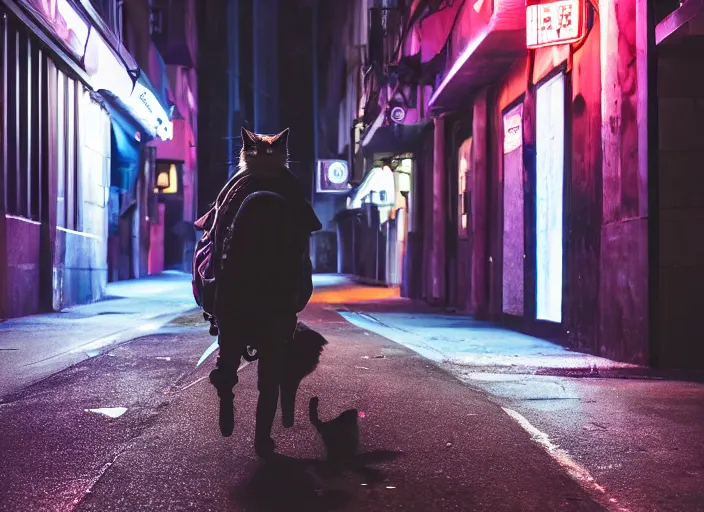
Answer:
[{"left": 657, "top": 39, "right": 704, "bottom": 369}]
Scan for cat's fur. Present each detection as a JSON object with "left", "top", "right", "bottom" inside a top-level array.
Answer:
[
  {"left": 309, "top": 396, "right": 359, "bottom": 464},
  {"left": 239, "top": 127, "right": 290, "bottom": 175}
]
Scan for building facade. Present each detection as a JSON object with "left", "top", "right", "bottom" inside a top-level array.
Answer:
[
  {"left": 325, "top": 0, "right": 702, "bottom": 369},
  {"left": 0, "top": 0, "right": 198, "bottom": 319}
]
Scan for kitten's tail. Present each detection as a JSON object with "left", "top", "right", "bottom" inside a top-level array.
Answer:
[{"left": 308, "top": 396, "right": 322, "bottom": 429}]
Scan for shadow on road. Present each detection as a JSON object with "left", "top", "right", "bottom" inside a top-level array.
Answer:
[{"left": 230, "top": 449, "right": 403, "bottom": 511}]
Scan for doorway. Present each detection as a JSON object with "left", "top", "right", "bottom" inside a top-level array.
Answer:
[{"left": 502, "top": 102, "right": 525, "bottom": 318}]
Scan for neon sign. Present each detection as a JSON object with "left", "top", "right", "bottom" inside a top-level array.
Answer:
[{"left": 526, "top": 0, "right": 587, "bottom": 49}]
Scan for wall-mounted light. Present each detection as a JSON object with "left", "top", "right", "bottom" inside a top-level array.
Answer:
[
  {"left": 390, "top": 106, "right": 406, "bottom": 123},
  {"left": 156, "top": 170, "right": 170, "bottom": 190},
  {"left": 156, "top": 164, "right": 179, "bottom": 194}
]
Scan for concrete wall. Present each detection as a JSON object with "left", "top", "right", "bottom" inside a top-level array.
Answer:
[
  {"left": 467, "top": 0, "right": 650, "bottom": 363},
  {"left": 53, "top": 87, "right": 111, "bottom": 310},
  {"left": 656, "top": 38, "right": 704, "bottom": 369},
  {"left": 3, "top": 216, "right": 41, "bottom": 318}
]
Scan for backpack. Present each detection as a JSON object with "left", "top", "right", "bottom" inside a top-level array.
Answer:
[{"left": 191, "top": 173, "right": 318, "bottom": 337}]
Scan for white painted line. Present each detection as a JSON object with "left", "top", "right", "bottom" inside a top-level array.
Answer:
[
  {"left": 85, "top": 407, "right": 128, "bottom": 418},
  {"left": 180, "top": 376, "right": 207, "bottom": 392},
  {"left": 502, "top": 407, "right": 630, "bottom": 512}
]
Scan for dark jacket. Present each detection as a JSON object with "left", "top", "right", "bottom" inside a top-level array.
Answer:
[{"left": 212, "top": 171, "right": 321, "bottom": 324}]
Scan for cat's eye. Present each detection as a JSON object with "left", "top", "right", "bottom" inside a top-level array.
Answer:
[
  {"left": 266, "top": 148, "right": 273, "bottom": 154},
  {"left": 247, "top": 150, "right": 257, "bottom": 156}
]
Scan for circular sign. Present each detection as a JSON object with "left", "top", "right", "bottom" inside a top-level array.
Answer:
[
  {"left": 327, "top": 161, "right": 349, "bottom": 185},
  {"left": 390, "top": 106, "right": 406, "bottom": 123}
]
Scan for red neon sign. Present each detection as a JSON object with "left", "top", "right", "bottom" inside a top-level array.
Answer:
[{"left": 526, "top": 0, "right": 587, "bottom": 49}]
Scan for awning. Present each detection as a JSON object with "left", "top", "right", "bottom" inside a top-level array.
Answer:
[
  {"left": 656, "top": 0, "right": 704, "bottom": 45},
  {"left": 428, "top": 0, "right": 527, "bottom": 113},
  {"left": 108, "top": 104, "right": 143, "bottom": 197},
  {"left": 360, "top": 111, "right": 431, "bottom": 156},
  {"left": 416, "top": 0, "right": 464, "bottom": 63},
  {"left": 147, "top": 42, "right": 173, "bottom": 115}
]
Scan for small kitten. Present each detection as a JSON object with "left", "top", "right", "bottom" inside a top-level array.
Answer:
[
  {"left": 239, "top": 127, "right": 290, "bottom": 175},
  {"left": 309, "top": 396, "right": 359, "bottom": 464}
]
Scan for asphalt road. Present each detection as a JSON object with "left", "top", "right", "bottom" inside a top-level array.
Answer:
[{"left": 0, "top": 303, "right": 607, "bottom": 512}]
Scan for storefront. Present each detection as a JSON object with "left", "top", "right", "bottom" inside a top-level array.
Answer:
[
  {"left": 0, "top": 0, "right": 112, "bottom": 317},
  {"left": 427, "top": 0, "right": 651, "bottom": 364},
  {"left": 0, "top": 0, "right": 173, "bottom": 318}
]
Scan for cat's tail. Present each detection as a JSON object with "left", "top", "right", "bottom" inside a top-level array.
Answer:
[{"left": 309, "top": 396, "right": 322, "bottom": 429}]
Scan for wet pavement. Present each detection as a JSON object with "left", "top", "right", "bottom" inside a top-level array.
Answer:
[
  {"left": 0, "top": 275, "right": 703, "bottom": 511},
  {"left": 0, "top": 271, "right": 196, "bottom": 399}
]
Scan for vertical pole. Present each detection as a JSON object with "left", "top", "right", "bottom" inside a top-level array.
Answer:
[
  {"left": 310, "top": 0, "right": 320, "bottom": 267},
  {"left": 431, "top": 115, "right": 446, "bottom": 303},
  {"left": 253, "top": 0, "right": 279, "bottom": 134},
  {"left": 312, "top": 0, "right": 319, "bottom": 197}
]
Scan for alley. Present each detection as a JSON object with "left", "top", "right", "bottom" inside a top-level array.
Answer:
[{"left": 1, "top": 276, "right": 703, "bottom": 512}]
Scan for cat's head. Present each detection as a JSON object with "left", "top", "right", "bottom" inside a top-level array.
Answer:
[{"left": 239, "top": 127, "right": 290, "bottom": 173}]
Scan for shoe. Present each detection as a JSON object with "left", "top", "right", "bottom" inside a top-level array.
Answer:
[
  {"left": 254, "top": 436, "right": 276, "bottom": 458},
  {"left": 210, "top": 369, "right": 235, "bottom": 437},
  {"left": 218, "top": 390, "right": 235, "bottom": 437}
]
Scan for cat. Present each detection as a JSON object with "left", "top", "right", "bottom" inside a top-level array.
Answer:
[
  {"left": 206, "top": 126, "right": 323, "bottom": 454},
  {"left": 239, "top": 127, "right": 291, "bottom": 175},
  {"left": 309, "top": 396, "right": 359, "bottom": 466}
]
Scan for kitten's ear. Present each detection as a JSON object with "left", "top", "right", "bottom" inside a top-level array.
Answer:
[
  {"left": 241, "top": 127, "right": 257, "bottom": 151},
  {"left": 272, "top": 128, "right": 290, "bottom": 149}
]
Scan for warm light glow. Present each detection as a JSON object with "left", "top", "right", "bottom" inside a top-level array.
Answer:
[
  {"left": 156, "top": 171, "right": 170, "bottom": 189},
  {"left": 160, "top": 165, "right": 179, "bottom": 194},
  {"left": 526, "top": 0, "right": 586, "bottom": 49}
]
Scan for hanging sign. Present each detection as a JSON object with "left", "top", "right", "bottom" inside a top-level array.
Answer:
[
  {"left": 526, "top": 0, "right": 587, "bottom": 49},
  {"left": 316, "top": 159, "right": 350, "bottom": 193},
  {"left": 503, "top": 109, "right": 523, "bottom": 154}
]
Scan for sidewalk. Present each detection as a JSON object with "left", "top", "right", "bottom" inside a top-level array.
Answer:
[
  {"left": 319, "top": 276, "right": 704, "bottom": 512},
  {"left": 0, "top": 271, "right": 197, "bottom": 399}
]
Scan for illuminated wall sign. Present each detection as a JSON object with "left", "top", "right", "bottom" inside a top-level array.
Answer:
[
  {"left": 526, "top": 0, "right": 587, "bottom": 49},
  {"left": 84, "top": 30, "right": 173, "bottom": 141},
  {"left": 503, "top": 112, "right": 522, "bottom": 154},
  {"left": 28, "top": 0, "right": 173, "bottom": 141},
  {"left": 316, "top": 159, "right": 350, "bottom": 193}
]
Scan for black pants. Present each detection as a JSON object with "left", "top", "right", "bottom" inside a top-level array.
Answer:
[{"left": 214, "top": 314, "right": 297, "bottom": 442}]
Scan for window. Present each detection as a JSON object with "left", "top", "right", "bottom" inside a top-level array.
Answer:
[
  {"left": 2, "top": 17, "right": 41, "bottom": 220},
  {"left": 457, "top": 138, "right": 472, "bottom": 239},
  {"left": 90, "top": 0, "right": 119, "bottom": 33}
]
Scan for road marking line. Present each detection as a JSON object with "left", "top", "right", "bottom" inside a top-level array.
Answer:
[{"left": 502, "top": 407, "right": 630, "bottom": 512}]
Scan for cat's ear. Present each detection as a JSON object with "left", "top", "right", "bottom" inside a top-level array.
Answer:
[
  {"left": 241, "top": 127, "right": 257, "bottom": 152},
  {"left": 272, "top": 128, "right": 290, "bottom": 149}
]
